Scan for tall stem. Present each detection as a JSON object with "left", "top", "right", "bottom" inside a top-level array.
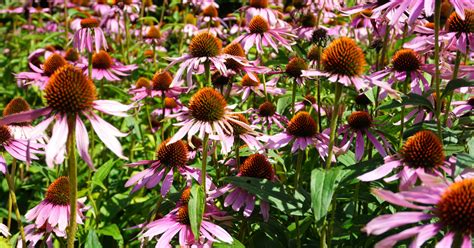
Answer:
[
  {"left": 4, "top": 170, "right": 26, "bottom": 246},
  {"left": 291, "top": 79, "right": 297, "bottom": 116},
  {"left": 294, "top": 150, "right": 304, "bottom": 248},
  {"left": 443, "top": 50, "right": 462, "bottom": 125},
  {"left": 204, "top": 61, "right": 211, "bottom": 88},
  {"left": 235, "top": 138, "right": 240, "bottom": 170},
  {"left": 325, "top": 83, "right": 342, "bottom": 169},
  {"left": 7, "top": 158, "right": 16, "bottom": 229},
  {"left": 399, "top": 73, "right": 410, "bottom": 147},
  {"left": 433, "top": 0, "right": 443, "bottom": 139},
  {"left": 201, "top": 134, "right": 209, "bottom": 194},
  {"left": 67, "top": 116, "right": 77, "bottom": 248},
  {"left": 87, "top": 52, "right": 93, "bottom": 81}
]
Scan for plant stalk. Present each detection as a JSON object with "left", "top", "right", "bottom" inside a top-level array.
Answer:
[
  {"left": 67, "top": 116, "right": 78, "bottom": 248},
  {"left": 325, "top": 83, "right": 343, "bottom": 169}
]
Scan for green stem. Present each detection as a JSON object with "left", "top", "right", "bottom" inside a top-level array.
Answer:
[
  {"left": 67, "top": 116, "right": 77, "bottom": 248},
  {"left": 64, "top": 0, "right": 68, "bottom": 48},
  {"left": 443, "top": 50, "right": 462, "bottom": 125},
  {"left": 201, "top": 134, "right": 209, "bottom": 194},
  {"left": 433, "top": 0, "right": 443, "bottom": 139},
  {"left": 399, "top": 73, "right": 410, "bottom": 148},
  {"left": 204, "top": 61, "right": 211, "bottom": 88},
  {"left": 235, "top": 138, "right": 240, "bottom": 170},
  {"left": 291, "top": 79, "right": 297, "bottom": 116},
  {"left": 262, "top": 73, "right": 268, "bottom": 100},
  {"left": 7, "top": 158, "right": 16, "bottom": 229},
  {"left": 4, "top": 170, "right": 26, "bottom": 246},
  {"left": 294, "top": 150, "right": 304, "bottom": 248},
  {"left": 325, "top": 83, "right": 343, "bottom": 169},
  {"left": 87, "top": 52, "right": 93, "bottom": 81}
]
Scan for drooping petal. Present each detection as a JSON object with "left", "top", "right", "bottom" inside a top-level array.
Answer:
[
  {"left": 75, "top": 117, "right": 94, "bottom": 170},
  {"left": 363, "top": 212, "right": 433, "bottom": 235}
]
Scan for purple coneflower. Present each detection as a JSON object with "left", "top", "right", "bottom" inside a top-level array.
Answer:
[
  {"left": 234, "top": 15, "right": 294, "bottom": 54},
  {"left": 73, "top": 17, "right": 108, "bottom": 53},
  {"left": 338, "top": 111, "right": 391, "bottom": 161},
  {"left": 363, "top": 174, "right": 474, "bottom": 247},
  {"left": 167, "top": 87, "right": 252, "bottom": 153},
  {"left": 294, "top": 13, "right": 318, "bottom": 41},
  {"left": 125, "top": 139, "right": 201, "bottom": 195},
  {"left": 358, "top": 130, "right": 452, "bottom": 190},
  {"left": 128, "top": 77, "right": 152, "bottom": 101},
  {"left": 3, "top": 97, "right": 46, "bottom": 143},
  {"left": 232, "top": 73, "right": 285, "bottom": 101},
  {"left": 212, "top": 154, "right": 276, "bottom": 221},
  {"left": 166, "top": 32, "right": 246, "bottom": 87},
  {"left": 16, "top": 52, "right": 68, "bottom": 89},
  {"left": 149, "top": 71, "right": 187, "bottom": 98},
  {"left": 25, "top": 177, "right": 86, "bottom": 233},
  {"left": 266, "top": 112, "right": 331, "bottom": 159},
  {"left": 250, "top": 101, "right": 288, "bottom": 130},
  {"left": 152, "top": 97, "right": 184, "bottom": 118},
  {"left": 0, "top": 65, "right": 132, "bottom": 169},
  {"left": 19, "top": 223, "right": 65, "bottom": 248},
  {"left": 243, "top": 0, "right": 279, "bottom": 26},
  {"left": 222, "top": 42, "right": 270, "bottom": 78},
  {"left": 81, "top": 50, "right": 137, "bottom": 81},
  {"left": 220, "top": 114, "right": 262, "bottom": 154},
  {"left": 294, "top": 95, "right": 325, "bottom": 114},
  {"left": 140, "top": 188, "right": 233, "bottom": 246},
  {"left": 303, "top": 37, "right": 368, "bottom": 91}
]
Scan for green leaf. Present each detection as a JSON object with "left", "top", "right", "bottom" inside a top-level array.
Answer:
[
  {"left": 456, "top": 153, "right": 474, "bottom": 168},
  {"left": 213, "top": 238, "right": 245, "bottom": 248},
  {"left": 378, "top": 93, "right": 434, "bottom": 112},
  {"left": 91, "top": 159, "right": 116, "bottom": 190},
  {"left": 311, "top": 167, "right": 347, "bottom": 223},
  {"left": 223, "top": 177, "right": 308, "bottom": 216},
  {"left": 441, "top": 79, "right": 474, "bottom": 97},
  {"left": 189, "top": 184, "right": 205, "bottom": 239},
  {"left": 85, "top": 230, "right": 102, "bottom": 248},
  {"left": 96, "top": 224, "right": 124, "bottom": 246}
]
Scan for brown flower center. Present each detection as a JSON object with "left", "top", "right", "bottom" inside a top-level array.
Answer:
[
  {"left": 188, "top": 87, "right": 227, "bottom": 122},
  {"left": 249, "top": 15, "right": 270, "bottom": 34},
  {"left": 286, "top": 57, "right": 308, "bottom": 78},
  {"left": 223, "top": 42, "right": 246, "bottom": 71},
  {"left": 230, "top": 114, "right": 250, "bottom": 135},
  {"left": 179, "top": 188, "right": 191, "bottom": 205},
  {"left": 152, "top": 71, "right": 173, "bottom": 91},
  {"left": 468, "top": 97, "right": 474, "bottom": 106},
  {"left": 144, "top": 26, "right": 161, "bottom": 39},
  {"left": 239, "top": 154, "right": 273, "bottom": 179},
  {"left": 355, "top": 94, "right": 372, "bottom": 105},
  {"left": 135, "top": 77, "right": 151, "bottom": 89},
  {"left": 392, "top": 49, "right": 421, "bottom": 72},
  {"left": 258, "top": 101, "right": 276, "bottom": 117},
  {"left": 92, "top": 51, "right": 113, "bottom": 69},
  {"left": 249, "top": 0, "right": 268, "bottom": 8},
  {"left": 189, "top": 32, "right": 222, "bottom": 58},
  {"left": 241, "top": 73, "right": 260, "bottom": 87},
  {"left": 3, "top": 97, "right": 31, "bottom": 126},
  {"left": 301, "top": 13, "right": 317, "bottom": 27},
  {"left": 64, "top": 48, "right": 79, "bottom": 62},
  {"left": 202, "top": 5, "right": 218, "bottom": 17},
  {"left": 43, "top": 54, "right": 67, "bottom": 76},
  {"left": 348, "top": 111, "right": 372, "bottom": 130},
  {"left": 0, "top": 126, "right": 12, "bottom": 145},
  {"left": 176, "top": 205, "right": 190, "bottom": 225},
  {"left": 307, "top": 45, "right": 320, "bottom": 61},
  {"left": 45, "top": 176, "right": 70, "bottom": 206},
  {"left": 401, "top": 130, "right": 445, "bottom": 169},
  {"left": 303, "top": 95, "right": 316, "bottom": 106},
  {"left": 437, "top": 178, "right": 474, "bottom": 234},
  {"left": 311, "top": 28, "right": 329, "bottom": 47},
  {"left": 446, "top": 10, "right": 474, "bottom": 33},
  {"left": 144, "top": 50, "right": 154, "bottom": 58},
  {"left": 164, "top": 97, "right": 178, "bottom": 109},
  {"left": 44, "top": 65, "right": 96, "bottom": 113},
  {"left": 80, "top": 17, "right": 100, "bottom": 28},
  {"left": 156, "top": 139, "right": 188, "bottom": 168},
  {"left": 212, "top": 72, "right": 231, "bottom": 87},
  {"left": 322, "top": 37, "right": 366, "bottom": 77},
  {"left": 287, "top": 112, "right": 317, "bottom": 137}
]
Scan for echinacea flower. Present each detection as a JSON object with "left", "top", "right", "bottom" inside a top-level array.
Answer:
[
  {"left": 128, "top": 77, "right": 152, "bottom": 101},
  {"left": 451, "top": 96, "right": 473, "bottom": 117},
  {"left": 140, "top": 189, "right": 233, "bottom": 247},
  {"left": 266, "top": 112, "right": 331, "bottom": 159},
  {"left": 250, "top": 101, "right": 288, "bottom": 130},
  {"left": 151, "top": 97, "right": 184, "bottom": 118},
  {"left": 358, "top": 130, "right": 452, "bottom": 190},
  {"left": 338, "top": 111, "right": 391, "bottom": 161},
  {"left": 0, "top": 223, "right": 9, "bottom": 237},
  {"left": 222, "top": 42, "right": 270, "bottom": 78},
  {"left": 82, "top": 50, "right": 138, "bottom": 81},
  {"left": 3, "top": 97, "right": 46, "bottom": 143},
  {"left": 16, "top": 52, "right": 68, "bottom": 89},
  {"left": 166, "top": 32, "right": 246, "bottom": 87},
  {"left": 0, "top": 65, "right": 132, "bottom": 169},
  {"left": 167, "top": 87, "right": 252, "bottom": 153},
  {"left": 363, "top": 174, "right": 474, "bottom": 248},
  {"left": 25, "top": 177, "right": 86, "bottom": 233},
  {"left": 125, "top": 139, "right": 202, "bottom": 195},
  {"left": 294, "top": 13, "right": 318, "bottom": 41},
  {"left": 0, "top": 125, "right": 42, "bottom": 174},
  {"left": 211, "top": 154, "right": 276, "bottom": 221},
  {"left": 370, "top": 48, "right": 431, "bottom": 96},
  {"left": 220, "top": 114, "right": 262, "bottom": 154},
  {"left": 443, "top": 10, "right": 474, "bottom": 54},
  {"left": 19, "top": 223, "right": 65, "bottom": 248},
  {"left": 231, "top": 73, "right": 285, "bottom": 101},
  {"left": 234, "top": 15, "right": 295, "bottom": 54},
  {"left": 242, "top": 0, "right": 279, "bottom": 26},
  {"left": 150, "top": 71, "right": 187, "bottom": 98},
  {"left": 73, "top": 17, "right": 108, "bottom": 53},
  {"left": 303, "top": 37, "right": 368, "bottom": 91}
]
